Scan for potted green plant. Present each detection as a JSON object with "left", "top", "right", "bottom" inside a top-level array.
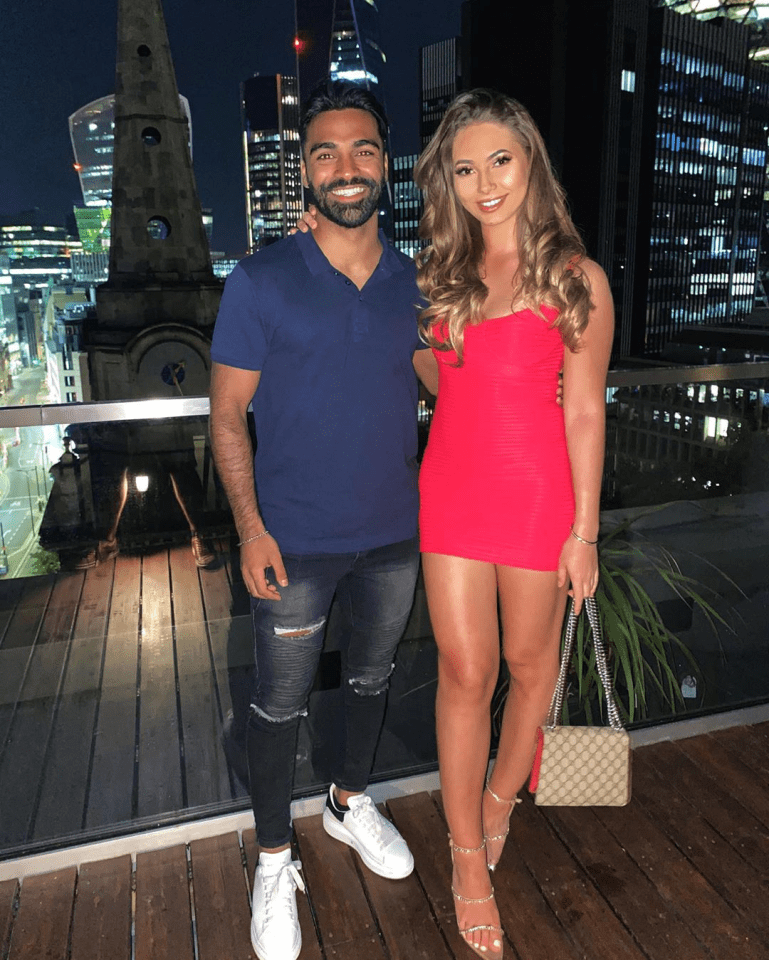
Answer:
[{"left": 493, "top": 517, "right": 734, "bottom": 729}]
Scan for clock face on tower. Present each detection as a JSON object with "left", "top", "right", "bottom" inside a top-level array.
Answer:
[{"left": 135, "top": 340, "right": 208, "bottom": 397}]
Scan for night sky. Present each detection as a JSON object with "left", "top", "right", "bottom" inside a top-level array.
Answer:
[{"left": 0, "top": 0, "right": 464, "bottom": 256}]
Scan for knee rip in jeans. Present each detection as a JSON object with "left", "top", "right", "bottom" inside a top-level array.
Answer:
[
  {"left": 250, "top": 702, "right": 308, "bottom": 724},
  {"left": 348, "top": 662, "right": 395, "bottom": 697},
  {"left": 273, "top": 617, "right": 326, "bottom": 639}
]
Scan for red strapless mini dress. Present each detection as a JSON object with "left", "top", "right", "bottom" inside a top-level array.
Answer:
[{"left": 419, "top": 307, "right": 575, "bottom": 571}]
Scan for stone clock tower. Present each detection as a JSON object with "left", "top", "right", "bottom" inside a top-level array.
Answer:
[{"left": 89, "top": 0, "right": 222, "bottom": 400}]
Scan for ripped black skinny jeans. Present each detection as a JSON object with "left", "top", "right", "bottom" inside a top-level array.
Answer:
[{"left": 246, "top": 537, "right": 419, "bottom": 847}]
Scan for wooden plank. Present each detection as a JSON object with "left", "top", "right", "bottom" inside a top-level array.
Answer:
[
  {"left": 70, "top": 856, "right": 131, "bottom": 960},
  {"left": 295, "top": 813, "right": 385, "bottom": 955},
  {"left": 0, "top": 579, "right": 54, "bottom": 758},
  {"left": 8, "top": 867, "right": 76, "bottom": 960},
  {"left": 0, "top": 579, "right": 25, "bottom": 646},
  {"left": 627, "top": 745, "right": 769, "bottom": 942},
  {"left": 134, "top": 845, "right": 193, "bottom": 960},
  {"left": 242, "top": 829, "right": 323, "bottom": 960},
  {"left": 678, "top": 732, "right": 769, "bottom": 823},
  {"left": 359, "top": 803, "right": 452, "bottom": 960},
  {"left": 86, "top": 554, "right": 140, "bottom": 829},
  {"left": 594, "top": 789, "right": 768, "bottom": 959},
  {"left": 510, "top": 796, "right": 647, "bottom": 960},
  {"left": 198, "top": 557, "right": 251, "bottom": 798},
  {"left": 0, "top": 574, "right": 83, "bottom": 846},
  {"left": 190, "top": 833, "right": 252, "bottom": 960},
  {"left": 137, "top": 549, "right": 182, "bottom": 818},
  {"left": 544, "top": 804, "right": 711, "bottom": 960},
  {"left": 169, "top": 545, "right": 230, "bottom": 807},
  {"left": 34, "top": 558, "right": 114, "bottom": 839},
  {"left": 713, "top": 725, "right": 769, "bottom": 778},
  {"left": 0, "top": 879, "right": 18, "bottom": 958},
  {"left": 637, "top": 741, "right": 769, "bottom": 875}
]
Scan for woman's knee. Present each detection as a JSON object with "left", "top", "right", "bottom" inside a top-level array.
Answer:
[
  {"left": 438, "top": 652, "right": 499, "bottom": 704},
  {"left": 504, "top": 648, "right": 559, "bottom": 696}
]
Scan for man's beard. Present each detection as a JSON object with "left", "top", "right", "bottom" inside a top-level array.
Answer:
[{"left": 311, "top": 176, "right": 384, "bottom": 229}]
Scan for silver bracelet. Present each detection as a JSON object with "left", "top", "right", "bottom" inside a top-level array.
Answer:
[
  {"left": 571, "top": 527, "right": 598, "bottom": 546},
  {"left": 238, "top": 530, "right": 270, "bottom": 547}
]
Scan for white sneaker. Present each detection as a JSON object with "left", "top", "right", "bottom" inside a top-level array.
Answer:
[
  {"left": 322, "top": 784, "right": 414, "bottom": 879},
  {"left": 250, "top": 849, "right": 305, "bottom": 960}
]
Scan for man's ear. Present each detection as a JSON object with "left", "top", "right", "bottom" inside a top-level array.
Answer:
[
  {"left": 383, "top": 152, "right": 389, "bottom": 182},
  {"left": 301, "top": 158, "right": 308, "bottom": 189}
]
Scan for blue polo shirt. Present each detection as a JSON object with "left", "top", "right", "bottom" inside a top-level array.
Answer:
[{"left": 210, "top": 229, "right": 423, "bottom": 554}]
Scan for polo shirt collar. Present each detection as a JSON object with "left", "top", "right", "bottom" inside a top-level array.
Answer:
[{"left": 297, "top": 227, "right": 404, "bottom": 279}]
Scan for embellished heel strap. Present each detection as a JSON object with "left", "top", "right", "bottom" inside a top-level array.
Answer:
[
  {"left": 485, "top": 781, "right": 520, "bottom": 808},
  {"left": 452, "top": 886, "right": 495, "bottom": 904},
  {"left": 449, "top": 835, "right": 486, "bottom": 856}
]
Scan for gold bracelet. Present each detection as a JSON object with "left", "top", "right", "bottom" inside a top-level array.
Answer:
[
  {"left": 571, "top": 527, "right": 598, "bottom": 546},
  {"left": 238, "top": 530, "right": 269, "bottom": 547}
]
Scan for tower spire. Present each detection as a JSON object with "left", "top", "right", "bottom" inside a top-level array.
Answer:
[
  {"left": 107, "top": 0, "right": 212, "bottom": 282},
  {"left": 90, "top": 0, "right": 221, "bottom": 401}
]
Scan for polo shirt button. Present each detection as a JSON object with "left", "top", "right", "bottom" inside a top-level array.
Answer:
[{"left": 345, "top": 279, "right": 351, "bottom": 285}]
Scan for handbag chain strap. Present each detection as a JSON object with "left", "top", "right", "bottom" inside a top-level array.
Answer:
[{"left": 545, "top": 596, "right": 624, "bottom": 731}]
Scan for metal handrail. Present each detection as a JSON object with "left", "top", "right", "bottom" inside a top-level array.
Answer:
[{"left": 1, "top": 360, "right": 768, "bottom": 430}]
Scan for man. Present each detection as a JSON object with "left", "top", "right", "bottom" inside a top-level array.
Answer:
[{"left": 210, "top": 82, "right": 435, "bottom": 960}]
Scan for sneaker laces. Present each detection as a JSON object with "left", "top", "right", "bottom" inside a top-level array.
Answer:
[
  {"left": 349, "top": 795, "right": 386, "bottom": 842},
  {"left": 261, "top": 860, "right": 305, "bottom": 922}
]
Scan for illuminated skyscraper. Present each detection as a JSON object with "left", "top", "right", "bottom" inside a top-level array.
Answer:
[
  {"left": 392, "top": 154, "right": 422, "bottom": 259},
  {"left": 662, "top": 0, "right": 769, "bottom": 60},
  {"left": 242, "top": 75, "right": 303, "bottom": 252},
  {"left": 638, "top": 6, "right": 769, "bottom": 355},
  {"left": 462, "top": 0, "right": 769, "bottom": 357},
  {"left": 420, "top": 38, "right": 463, "bottom": 147},
  {"left": 329, "top": 0, "right": 386, "bottom": 90}
]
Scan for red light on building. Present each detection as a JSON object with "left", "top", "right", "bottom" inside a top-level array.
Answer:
[
  {"left": 294, "top": 35, "right": 307, "bottom": 54},
  {"left": 73, "top": 163, "right": 83, "bottom": 172}
]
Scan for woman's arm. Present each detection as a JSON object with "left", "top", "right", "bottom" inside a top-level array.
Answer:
[
  {"left": 558, "top": 260, "right": 614, "bottom": 612},
  {"left": 413, "top": 348, "right": 439, "bottom": 395}
]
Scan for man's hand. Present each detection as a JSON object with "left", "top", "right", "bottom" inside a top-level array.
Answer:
[
  {"left": 289, "top": 205, "right": 319, "bottom": 235},
  {"left": 241, "top": 534, "right": 289, "bottom": 600}
]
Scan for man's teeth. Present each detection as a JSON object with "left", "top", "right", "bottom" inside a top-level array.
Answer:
[{"left": 334, "top": 187, "right": 365, "bottom": 196}]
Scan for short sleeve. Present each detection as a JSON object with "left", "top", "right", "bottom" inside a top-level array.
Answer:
[{"left": 210, "top": 262, "right": 269, "bottom": 370}]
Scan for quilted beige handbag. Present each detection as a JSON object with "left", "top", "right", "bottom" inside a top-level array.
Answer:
[{"left": 529, "top": 596, "right": 632, "bottom": 806}]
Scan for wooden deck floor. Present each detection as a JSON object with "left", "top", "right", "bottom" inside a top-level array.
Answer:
[
  {"left": 2, "top": 723, "right": 769, "bottom": 960},
  {"left": 0, "top": 537, "right": 438, "bottom": 856}
]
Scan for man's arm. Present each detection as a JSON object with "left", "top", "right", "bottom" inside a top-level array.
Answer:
[{"left": 209, "top": 362, "right": 288, "bottom": 600}]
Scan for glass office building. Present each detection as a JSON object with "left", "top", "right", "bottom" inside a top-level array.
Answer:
[
  {"left": 419, "top": 37, "right": 463, "bottom": 147},
  {"left": 640, "top": 7, "right": 769, "bottom": 355},
  {"left": 242, "top": 75, "right": 303, "bottom": 252},
  {"left": 392, "top": 154, "right": 422, "bottom": 259},
  {"left": 663, "top": 0, "right": 769, "bottom": 59},
  {"left": 329, "top": 0, "right": 386, "bottom": 90}
]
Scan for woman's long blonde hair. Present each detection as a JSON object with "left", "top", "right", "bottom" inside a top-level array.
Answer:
[{"left": 414, "top": 89, "right": 592, "bottom": 363}]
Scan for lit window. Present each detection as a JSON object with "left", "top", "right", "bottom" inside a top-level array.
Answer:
[{"left": 621, "top": 70, "right": 636, "bottom": 94}]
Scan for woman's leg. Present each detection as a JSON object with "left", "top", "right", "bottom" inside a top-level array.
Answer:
[
  {"left": 422, "top": 553, "right": 503, "bottom": 957},
  {"left": 483, "top": 567, "right": 568, "bottom": 867}
]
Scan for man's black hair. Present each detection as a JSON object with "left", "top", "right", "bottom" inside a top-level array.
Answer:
[{"left": 300, "top": 80, "right": 389, "bottom": 150}]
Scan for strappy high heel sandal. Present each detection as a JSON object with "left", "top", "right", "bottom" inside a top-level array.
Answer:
[
  {"left": 449, "top": 837, "right": 504, "bottom": 959},
  {"left": 483, "top": 782, "right": 522, "bottom": 872}
]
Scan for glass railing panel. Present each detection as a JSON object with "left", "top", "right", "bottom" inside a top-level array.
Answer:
[
  {"left": 0, "top": 399, "right": 438, "bottom": 859},
  {"left": 599, "top": 363, "right": 769, "bottom": 729},
  {"left": 1, "top": 366, "right": 768, "bottom": 858}
]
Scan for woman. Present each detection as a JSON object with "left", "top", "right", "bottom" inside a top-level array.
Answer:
[{"left": 415, "top": 90, "right": 613, "bottom": 959}]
